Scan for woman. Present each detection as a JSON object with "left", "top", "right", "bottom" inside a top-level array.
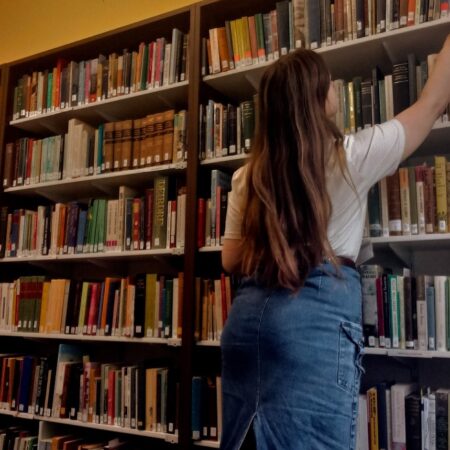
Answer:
[{"left": 220, "top": 35, "right": 450, "bottom": 450}]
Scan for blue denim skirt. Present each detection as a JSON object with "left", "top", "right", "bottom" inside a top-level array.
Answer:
[{"left": 220, "top": 263, "right": 364, "bottom": 450}]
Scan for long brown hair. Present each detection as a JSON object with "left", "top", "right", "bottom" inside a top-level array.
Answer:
[{"left": 240, "top": 48, "right": 348, "bottom": 292}]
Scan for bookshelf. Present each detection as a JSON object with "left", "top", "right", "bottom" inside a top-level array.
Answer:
[
  {"left": 194, "top": 0, "right": 450, "bottom": 447},
  {"left": 0, "top": 5, "right": 198, "bottom": 449},
  {"left": 0, "top": 0, "right": 450, "bottom": 448}
]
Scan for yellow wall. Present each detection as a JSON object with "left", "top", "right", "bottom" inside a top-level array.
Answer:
[{"left": 0, "top": 0, "right": 198, "bottom": 64}]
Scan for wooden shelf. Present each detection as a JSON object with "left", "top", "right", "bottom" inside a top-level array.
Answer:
[
  {"left": 0, "top": 331, "right": 181, "bottom": 346},
  {"left": 198, "top": 246, "right": 223, "bottom": 253},
  {"left": 194, "top": 440, "right": 220, "bottom": 448},
  {"left": 364, "top": 347, "right": 450, "bottom": 359},
  {"left": 196, "top": 340, "right": 220, "bottom": 347},
  {"left": 0, "top": 410, "right": 178, "bottom": 443},
  {"left": 200, "top": 153, "right": 249, "bottom": 169},
  {"left": 4, "top": 162, "right": 187, "bottom": 202},
  {"left": 9, "top": 81, "right": 189, "bottom": 135},
  {"left": 0, "top": 248, "right": 184, "bottom": 263},
  {"left": 203, "top": 17, "right": 450, "bottom": 101}
]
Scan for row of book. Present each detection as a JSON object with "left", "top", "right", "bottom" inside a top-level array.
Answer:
[
  {"left": 333, "top": 53, "right": 450, "bottom": 136},
  {"left": 0, "top": 427, "right": 37, "bottom": 450},
  {"left": 197, "top": 170, "right": 232, "bottom": 248},
  {"left": 356, "top": 383, "right": 448, "bottom": 450},
  {"left": 198, "top": 99, "right": 256, "bottom": 160},
  {"left": 12, "top": 28, "right": 188, "bottom": 120},
  {"left": 0, "top": 179, "right": 186, "bottom": 258},
  {"left": 0, "top": 427, "right": 132, "bottom": 450},
  {"left": 367, "top": 157, "right": 450, "bottom": 238},
  {"left": 0, "top": 273, "right": 183, "bottom": 339},
  {"left": 2, "top": 110, "right": 187, "bottom": 189},
  {"left": 194, "top": 274, "right": 235, "bottom": 343},
  {"left": 360, "top": 265, "right": 450, "bottom": 351},
  {"left": 0, "top": 345, "right": 179, "bottom": 435},
  {"left": 191, "top": 376, "right": 221, "bottom": 441},
  {"left": 39, "top": 436, "right": 130, "bottom": 450},
  {"left": 202, "top": 0, "right": 449, "bottom": 76}
]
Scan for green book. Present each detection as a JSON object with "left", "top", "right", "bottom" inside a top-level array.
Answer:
[
  {"left": 152, "top": 176, "right": 169, "bottom": 249},
  {"left": 78, "top": 282, "right": 90, "bottom": 333},
  {"left": 141, "top": 43, "right": 149, "bottom": 91},
  {"left": 240, "top": 100, "right": 255, "bottom": 153},
  {"left": 388, "top": 274, "right": 401, "bottom": 349},
  {"left": 352, "top": 76, "right": 363, "bottom": 131},
  {"left": 46, "top": 72, "right": 53, "bottom": 112},
  {"left": 165, "top": 279, "right": 173, "bottom": 338},
  {"left": 379, "top": 80, "right": 386, "bottom": 123}
]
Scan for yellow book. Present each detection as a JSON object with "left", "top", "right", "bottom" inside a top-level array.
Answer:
[
  {"left": 399, "top": 168, "right": 411, "bottom": 235},
  {"left": 435, "top": 155, "right": 448, "bottom": 232},
  {"left": 236, "top": 18, "right": 247, "bottom": 68},
  {"left": 145, "top": 368, "right": 158, "bottom": 431},
  {"left": 39, "top": 281, "right": 51, "bottom": 333},
  {"left": 367, "top": 387, "right": 379, "bottom": 449},
  {"left": 347, "top": 81, "right": 356, "bottom": 133},
  {"left": 241, "top": 16, "right": 252, "bottom": 65},
  {"left": 230, "top": 19, "right": 241, "bottom": 68},
  {"left": 77, "top": 282, "right": 90, "bottom": 334}
]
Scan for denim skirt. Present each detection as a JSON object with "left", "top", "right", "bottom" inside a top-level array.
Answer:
[{"left": 220, "top": 263, "right": 364, "bottom": 450}]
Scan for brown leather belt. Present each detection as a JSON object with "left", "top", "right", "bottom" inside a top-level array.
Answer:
[{"left": 335, "top": 256, "right": 356, "bottom": 269}]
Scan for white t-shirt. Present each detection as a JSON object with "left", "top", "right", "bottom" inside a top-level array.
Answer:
[{"left": 224, "top": 119, "right": 405, "bottom": 262}]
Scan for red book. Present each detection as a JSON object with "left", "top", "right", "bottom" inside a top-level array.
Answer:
[
  {"left": 132, "top": 198, "right": 141, "bottom": 250},
  {"left": 147, "top": 42, "right": 155, "bottom": 87},
  {"left": 107, "top": 369, "right": 116, "bottom": 425},
  {"left": 86, "top": 282, "right": 100, "bottom": 335},
  {"left": 55, "top": 58, "right": 66, "bottom": 109},
  {"left": 197, "top": 198, "right": 205, "bottom": 248}
]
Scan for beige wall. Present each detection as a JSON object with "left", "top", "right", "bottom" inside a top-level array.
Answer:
[{"left": 0, "top": 0, "right": 198, "bottom": 64}]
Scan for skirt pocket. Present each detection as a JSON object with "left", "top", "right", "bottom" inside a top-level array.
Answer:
[{"left": 337, "top": 321, "right": 364, "bottom": 393}]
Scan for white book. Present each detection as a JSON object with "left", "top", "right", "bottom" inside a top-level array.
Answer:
[
  {"left": 416, "top": 299, "right": 428, "bottom": 351},
  {"left": 434, "top": 276, "right": 447, "bottom": 351},
  {"left": 209, "top": 28, "right": 221, "bottom": 74},
  {"left": 163, "top": 43, "right": 171, "bottom": 87},
  {"left": 356, "top": 394, "right": 369, "bottom": 450}
]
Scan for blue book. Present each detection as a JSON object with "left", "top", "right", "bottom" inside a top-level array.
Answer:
[
  {"left": 76, "top": 209, "right": 87, "bottom": 253},
  {"left": 426, "top": 285, "right": 436, "bottom": 350},
  {"left": 18, "top": 355, "right": 34, "bottom": 412}
]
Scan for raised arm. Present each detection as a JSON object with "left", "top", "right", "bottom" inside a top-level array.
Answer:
[{"left": 396, "top": 34, "right": 450, "bottom": 161}]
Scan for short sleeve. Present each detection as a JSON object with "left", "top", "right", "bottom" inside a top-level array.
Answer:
[
  {"left": 344, "top": 119, "right": 405, "bottom": 190},
  {"left": 224, "top": 166, "right": 247, "bottom": 240}
]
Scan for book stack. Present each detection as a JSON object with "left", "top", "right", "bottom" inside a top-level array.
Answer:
[
  {"left": 11, "top": 28, "right": 188, "bottom": 120},
  {"left": 2, "top": 110, "right": 187, "bottom": 189},
  {"left": 360, "top": 264, "right": 450, "bottom": 351},
  {"left": 0, "top": 272, "right": 184, "bottom": 339},
  {"left": 197, "top": 170, "right": 232, "bottom": 248},
  {"left": 191, "top": 376, "right": 222, "bottom": 442},
  {"left": 357, "top": 384, "right": 450, "bottom": 450},
  {"left": 199, "top": 98, "right": 256, "bottom": 160},
  {"left": 333, "top": 53, "right": 449, "bottom": 135},
  {"left": 194, "top": 274, "right": 236, "bottom": 343},
  {"left": 0, "top": 428, "right": 38, "bottom": 450},
  {"left": 0, "top": 345, "right": 180, "bottom": 435},
  {"left": 0, "top": 178, "right": 187, "bottom": 258},
  {"left": 203, "top": 0, "right": 449, "bottom": 76}
]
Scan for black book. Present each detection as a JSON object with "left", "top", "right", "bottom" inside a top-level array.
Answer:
[
  {"left": 134, "top": 274, "right": 146, "bottom": 337},
  {"left": 392, "top": 61, "right": 409, "bottom": 115},
  {"left": 405, "top": 391, "right": 422, "bottom": 450},
  {"left": 65, "top": 362, "right": 82, "bottom": 419},
  {"left": 0, "top": 206, "right": 8, "bottom": 258},
  {"left": 42, "top": 205, "right": 52, "bottom": 256},
  {"left": 372, "top": 66, "right": 383, "bottom": 124},
  {"left": 307, "top": 0, "right": 321, "bottom": 49},
  {"left": 408, "top": 53, "right": 417, "bottom": 105},
  {"left": 353, "top": 76, "right": 363, "bottom": 131},
  {"left": 436, "top": 389, "right": 450, "bottom": 450},
  {"left": 403, "top": 275, "right": 414, "bottom": 348},
  {"left": 361, "top": 79, "right": 373, "bottom": 128},
  {"left": 276, "top": 1, "right": 291, "bottom": 55},
  {"left": 105, "top": 280, "right": 121, "bottom": 336},
  {"left": 227, "top": 104, "right": 237, "bottom": 155},
  {"left": 34, "top": 357, "right": 48, "bottom": 415},
  {"left": 129, "top": 366, "right": 137, "bottom": 428},
  {"left": 356, "top": 0, "right": 365, "bottom": 38},
  {"left": 377, "top": 0, "right": 387, "bottom": 32},
  {"left": 207, "top": 377, "right": 218, "bottom": 440},
  {"left": 376, "top": 383, "right": 389, "bottom": 450},
  {"left": 65, "top": 280, "right": 81, "bottom": 334},
  {"left": 392, "top": 0, "right": 401, "bottom": 28},
  {"left": 382, "top": 273, "right": 392, "bottom": 347},
  {"left": 10, "top": 358, "right": 22, "bottom": 410},
  {"left": 180, "top": 33, "right": 188, "bottom": 82},
  {"left": 58, "top": 134, "right": 65, "bottom": 180},
  {"left": 411, "top": 277, "right": 418, "bottom": 342}
]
